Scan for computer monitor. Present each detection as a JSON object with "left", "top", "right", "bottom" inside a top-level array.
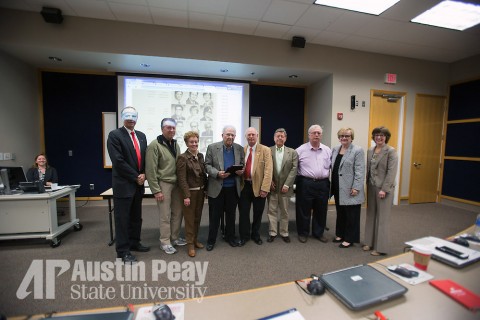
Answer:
[{"left": 0, "top": 166, "right": 27, "bottom": 190}]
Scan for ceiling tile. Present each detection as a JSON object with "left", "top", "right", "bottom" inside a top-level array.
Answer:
[
  {"left": 189, "top": 12, "right": 224, "bottom": 32},
  {"left": 109, "top": 2, "right": 153, "bottom": 24},
  {"left": 188, "top": 0, "right": 230, "bottom": 16},
  {"left": 227, "top": 0, "right": 270, "bottom": 20},
  {"left": 66, "top": 0, "right": 116, "bottom": 20},
  {"left": 262, "top": 0, "right": 309, "bottom": 26},
  {"left": 296, "top": 5, "right": 343, "bottom": 30},
  {"left": 147, "top": 0, "right": 188, "bottom": 10}
]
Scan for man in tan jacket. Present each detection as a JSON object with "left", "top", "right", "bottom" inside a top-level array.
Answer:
[{"left": 238, "top": 127, "right": 273, "bottom": 246}]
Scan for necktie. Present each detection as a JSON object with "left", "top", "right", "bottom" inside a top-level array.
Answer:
[
  {"left": 244, "top": 147, "right": 253, "bottom": 180},
  {"left": 277, "top": 147, "right": 282, "bottom": 152},
  {"left": 131, "top": 131, "right": 141, "bottom": 170}
]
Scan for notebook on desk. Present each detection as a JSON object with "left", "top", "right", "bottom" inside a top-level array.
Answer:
[
  {"left": 405, "top": 236, "right": 480, "bottom": 269},
  {"left": 320, "top": 265, "right": 408, "bottom": 311}
]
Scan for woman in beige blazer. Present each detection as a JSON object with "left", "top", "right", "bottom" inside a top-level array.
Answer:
[{"left": 363, "top": 126, "right": 398, "bottom": 256}]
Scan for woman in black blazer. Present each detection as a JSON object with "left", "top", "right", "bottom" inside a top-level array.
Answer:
[{"left": 26, "top": 153, "right": 58, "bottom": 186}]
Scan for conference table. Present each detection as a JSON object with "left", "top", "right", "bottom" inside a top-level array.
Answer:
[
  {"left": 0, "top": 186, "right": 81, "bottom": 247},
  {"left": 12, "top": 226, "right": 480, "bottom": 320}
]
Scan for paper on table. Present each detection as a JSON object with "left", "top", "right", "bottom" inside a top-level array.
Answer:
[{"left": 257, "top": 308, "right": 305, "bottom": 320}]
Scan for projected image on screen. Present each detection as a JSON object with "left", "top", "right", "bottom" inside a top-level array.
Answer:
[{"left": 118, "top": 76, "right": 249, "bottom": 153}]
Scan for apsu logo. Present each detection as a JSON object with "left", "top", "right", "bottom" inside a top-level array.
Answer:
[{"left": 17, "top": 260, "right": 70, "bottom": 299}]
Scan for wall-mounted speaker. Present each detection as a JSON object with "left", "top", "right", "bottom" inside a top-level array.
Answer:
[
  {"left": 291, "top": 36, "right": 306, "bottom": 48},
  {"left": 41, "top": 7, "right": 63, "bottom": 24}
]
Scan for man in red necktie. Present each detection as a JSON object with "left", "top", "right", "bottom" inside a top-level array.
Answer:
[
  {"left": 107, "top": 106, "right": 149, "bottom": 263},
  {"left": 238, "top": 127, "right": 273, "bottom": 246}
]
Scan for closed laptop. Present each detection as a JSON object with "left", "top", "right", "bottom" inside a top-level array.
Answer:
[{"left": 320, "top": 264, "right": 407, "bottom": 311}]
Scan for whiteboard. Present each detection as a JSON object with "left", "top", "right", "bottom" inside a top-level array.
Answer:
[{"left": 102, "top": 112, "right": 117, "bottom": 168}]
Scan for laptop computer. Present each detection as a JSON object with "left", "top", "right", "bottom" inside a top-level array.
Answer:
[
  {"left": 405, "top": 236, "right": 480, "bottom": 269},
  {"left": 320, "top": 265, "right": 408, "bottom": 311}
]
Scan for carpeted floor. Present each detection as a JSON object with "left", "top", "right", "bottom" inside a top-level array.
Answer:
[{"left": 0, "top": 199, "right": 477, "bottom": 318}]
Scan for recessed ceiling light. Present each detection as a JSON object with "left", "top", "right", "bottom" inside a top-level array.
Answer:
[
  {"left": 48, "top": 56, "right": 62, "bottom": 62},
  {"left": 140, "top": 63, "right": 150, "bottom": 68},
  {"left": 313, "top": 0, "right": 400, "bottom": 15},
  {"left": 289, "top": 75, "right": 298, "bottom": 79},
  {"left": 411, "top": 1, "right": 480, "bottom": 31},
  {"left": 220, "top": 69, "right": 228, "bottom": 73}
]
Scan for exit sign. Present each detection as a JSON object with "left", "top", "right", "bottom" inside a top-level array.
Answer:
[{"left": 384, "top": 73, "right": 397, "bottom": 84}]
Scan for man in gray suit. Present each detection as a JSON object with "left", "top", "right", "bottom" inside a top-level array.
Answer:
[
  {"left": 205, "top": 125, "right": 245, "bottom": 251},
  {"left": 266, "top": 128, "right": 298, "bottom": 243}
]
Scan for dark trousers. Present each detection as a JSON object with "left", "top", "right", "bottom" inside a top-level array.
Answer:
[
  {"left": 113, "top": 187, "right": 143, "bottom": 256},
  {"left": 208, "top": 187, "right": 238, "bottom": 244},
  {"left": 239, "top": 182, "right": 266, "bottom": 241},
  {"left": 334, "top": 200, "right": 361, "bottom": 243},
  {"left": 295, "top": 177, "right": 330, "bottom": 238}
]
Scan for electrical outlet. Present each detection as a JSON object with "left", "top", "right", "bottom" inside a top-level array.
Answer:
[
  {"left": 4, "top": 153, "right": 12, "bottom": 160},
  {"left": 89, "top": 184, "right": 94, "bottom": 190},
  {"left": 68, "top": 150, "right": 73, "bottom": 156}
]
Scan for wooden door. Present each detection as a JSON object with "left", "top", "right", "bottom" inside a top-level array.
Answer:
[
  {"left": 409, "top": 94, "right": 446, "bottom": 203},
  {"left": 369, "top": 90, "right": 404, "bottom": 205},
  {"left": 369, "top": 92, "right": 401, "bottom": 150}
]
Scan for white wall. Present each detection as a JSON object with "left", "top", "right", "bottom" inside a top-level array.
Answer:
[{"left": 0, "top": 50, "right": 39, "bottom": 170}]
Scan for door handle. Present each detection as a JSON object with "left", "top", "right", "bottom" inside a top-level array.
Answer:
[{"left": 413, "top": 162, "right": 422, "bottom": 167}]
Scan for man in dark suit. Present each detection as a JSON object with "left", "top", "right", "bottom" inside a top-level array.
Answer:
[
  {"left": 266, "top": 128, "right": 298, "bottom": 243},
  {"left": 205, "top": 125, "right": 245, "bottom": 251},
  {"left": 107, "top": 106, "right": 150, "bottom": 263}
]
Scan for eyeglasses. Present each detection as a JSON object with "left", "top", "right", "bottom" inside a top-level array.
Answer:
[
  {"left": 374, "top": 134, "right": 386, "bottom": 138},
  {"left": 338, "top": 135, "right": 351, "bottom": 138}
]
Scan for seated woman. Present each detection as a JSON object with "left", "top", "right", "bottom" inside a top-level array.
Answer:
[{"left": 26, "top": 153, "right": 58, "bottom": 186}]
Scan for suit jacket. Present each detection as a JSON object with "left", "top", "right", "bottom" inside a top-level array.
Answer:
[
  {"left": 26, "top": 166, "right": 58, "bottom": 185},
  {"left": 367, "top": 145, "right": 398, "bottom": 193},
  {"left": 242, "top": 144, "right": 273, "bottom": 197},
  {"left": 107, "top": 127, "right": 147, "bottom": 198},
  {"left": 331, "top": 144, "right": 365, "bottom": 205},
  {"left": 205, "top": 141, "right": 244, "bottom": 198},
  {"left": 270, "top": 146, "right": 297, "bottom": 197},
  {"left": 176, "top": 151, "right": 208, "bottom": 199}
]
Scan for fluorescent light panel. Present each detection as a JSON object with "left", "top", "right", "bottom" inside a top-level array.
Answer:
[
  {"left": 411, "top": 1, "right": 480, "bottom": 31},
  {"left": 313, "top": 0, "right": 400, "bottom": 15}
]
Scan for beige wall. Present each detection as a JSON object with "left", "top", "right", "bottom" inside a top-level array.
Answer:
[
  {"left": 0, "top": 49, "right": 39, "bottom": 171},
  {"left": 1, "top": 9, "right": 478, "bottom": 198}
]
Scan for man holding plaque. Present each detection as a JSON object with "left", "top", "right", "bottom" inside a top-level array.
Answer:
[{"left": 204, "top": 125, "right": 245, "bottom": 251}]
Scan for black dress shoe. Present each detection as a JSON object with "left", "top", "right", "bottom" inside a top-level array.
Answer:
[
  {"left": 130, "top": 243, "right": 150, "bottom": 252},
  {"left": 267, "top": 235, "right": 276, "bottom": 243},
  {"left": 254, "top": 238, "right": 263, "bottom": 245},
  {"left": 206, "top": 244, "right": 214, "bottom": 251},
  {"left": 118, "top": 253, "right": 137, "bottom": 263},
  {"left": 238, "top": 239, "right": 246, "bottom": 247},
  {"left": 282, "top": 236, "right": 291, "bottom": 243},
  {"left": 228, "top": 240, "right": 238, "bottom": 247},
  {"left": 298, "top": 236, "right": 307, "bottom": 243},
  {"left": 332, "top": 237, "right": 343, "bottom": 243}
]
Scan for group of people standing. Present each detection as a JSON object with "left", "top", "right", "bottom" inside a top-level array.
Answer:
[{"left": 107, "top": 106, "right": 398, "bottom": 263}]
